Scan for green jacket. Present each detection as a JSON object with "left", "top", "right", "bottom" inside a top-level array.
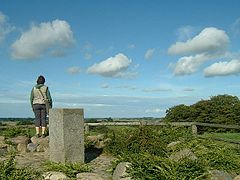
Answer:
[{"left": 30, "top": 84, "right": 52, "bottom": 108}]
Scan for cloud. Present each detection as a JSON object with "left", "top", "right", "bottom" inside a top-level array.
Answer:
[
  {"left": 172, "top": 53, "right": 216, "bottom": 75},
  {"left": 66, "top": 66, "right": 81, "bottom": 74},
  {"left": 183, "top": 88, "right": 195, "bottom": 92},
  {"left": 145, "top": 108, "right": 165, "bottom": 113},
  {"left": 144, "top": 48, "right": 155, "bottom": 60},
  {"left": 87, "top": 53, "right": 133, "bottom": 78},
  {"left": 204, "top": 59, "right": 240, "bottom": 77},
  {"left": 169, "top": 27, "right": 230, "bottom": 76},
  {"left": 143, "top": 87, "right": 172, "bottom": 92},
  {"left": 0, "top": 11, "right": 15, "bottom": 43},
  {"left": 168, "top": 27, "right": 229, "bottom": 55},
  {"left": 101, "top": 83, "right": 110, "bottom": 88},
  {"left": 116, "top": 85, "right": 137, "bottom": 90},
  {"left": 11, "top": 19, "right": 74, "bottom": 59}
]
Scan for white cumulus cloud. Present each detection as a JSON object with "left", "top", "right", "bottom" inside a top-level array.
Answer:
[
  {"left": 172, "top": 53, "right": 217, "bottom": 75},
  {"left": 66, "top": 66, "right": 81, "bottom": 74},
  {"left": 144, "top": 48, "right": 155, "bottom": 60},
  {"left": 87, "top": 53, "right": 132, "bottom": 78},
  {"left": 169, "top": 27, "right": 230, "bottom": 76},
  {"left": 11, "top": 19, "right": 74, "bottom": 59},
  {"left": 168, "top": 27, "right": 229, "bottom": 55},
  {"left": 204, "top": 59, "right": 240, "bottom": 77}
]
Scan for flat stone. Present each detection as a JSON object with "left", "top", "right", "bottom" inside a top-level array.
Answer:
[
  {"left": 43, "top": 171, "right": 69, "bottom": 180},
  {"left": 113, "top": 162, "right": 132, "bottom": 180},
  {"left": 10, "top": 136, "right": 29, "bottom": 145},
  {"left": 76, "top": 172, "right": 104, "bottom": 180},
  {"left": 170, "top": 148, "right": 197, "bottom": 162},
  {"left": 209, "top": 170, "right": 233, "bottom": 180}
]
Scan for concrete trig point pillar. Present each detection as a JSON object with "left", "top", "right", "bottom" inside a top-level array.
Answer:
[{"left": 49, "top": 108, "right": 84, "bottom": 163}]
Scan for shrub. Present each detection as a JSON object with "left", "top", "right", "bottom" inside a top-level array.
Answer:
[{"left": 0, "top": 155, "right": 42, "bottom": 179}]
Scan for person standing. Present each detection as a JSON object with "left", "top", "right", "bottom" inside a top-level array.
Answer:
[{"left": 30, "top": 75, "right": 52, "bottom": 138}]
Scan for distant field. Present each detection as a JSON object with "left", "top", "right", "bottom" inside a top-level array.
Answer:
[{"left": 203, "top": 132, "right": 240, "bottom": 141}]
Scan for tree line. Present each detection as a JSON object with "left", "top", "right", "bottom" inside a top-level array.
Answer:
[{"left": 164, "top": 94, "right": 240, "bottom": 125}]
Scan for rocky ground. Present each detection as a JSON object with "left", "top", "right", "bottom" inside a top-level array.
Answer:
[{"left": 12, "top": 148, "right": 115, "bottom": 179}]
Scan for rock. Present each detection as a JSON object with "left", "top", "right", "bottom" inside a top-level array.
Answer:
[
  {"left": 234, "top": 175, "right": 240, "bottom": 180},
  {"left": 209, "top": 170, "right": 233, "bottom": 180},
  {"left": 27, "top": 143, "right": 38, "bottom": 152},
  {"left": 86, "top": 134, "right": 108, "bottom": 149},
  {"left": 17, "top": 143, "right": 28, "bottom": 153},
  {"left": 0, "top": 146, "right": 8, "bottom": 156},
  {"left": 43, "top": 171, "right": 69, "bottom": 180},
  {"left": 113, "top": 162, "right": 132, "bottom": 180},
  {"left": 0, "top": 141, "right": 8, "bottom": 155},
  {"left": 0, "top": 136, "right": 5, "bottom": 141},
  {"left": 167, "top": 141, "right": 181, "bottom": 148},
  {"left": 169, "top": 148, "right": 197, "bottom": 162},
  {"left": 10, "top": 136, "right": 29, "bottom": 145},
  {"left": 31, "top": 136, "right": 49, "bottom": 145},
  {"left": 76, "top": 172, "right": 104, "bottom": 180},
  {"left": 30, "top": 136, "right": 49, "bottom": 152}
]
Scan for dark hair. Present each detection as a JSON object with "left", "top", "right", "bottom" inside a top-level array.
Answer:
[{"left": 37, "top": 75, "right": 45, "bottom": 84}]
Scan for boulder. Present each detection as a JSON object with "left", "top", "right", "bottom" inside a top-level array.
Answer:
[
  {"left": 169, "top": 148, "right": 197, "bottom": 162},
  {"left": 17, "top": 143, "right": 28, "bottom": 153},
  {"left": 113, "top": 162, "right": 132, "bottom": 180},
  {"left": 209, "top": 170, "right": 233, "bottom": 180},
  {"left": 10, "top": 136, "right": 29, "bottom": 145},
  {"left": 43, "top": 171, "right": 69, "bottom": 180},
  {"left": 30, "top": 136, "right": 49, "bottom": 152},
  {"left": 76, "top": 172, "right": 104, "bottom": 180},
  {"left": 31, "top": 136, "right": 49, "bottom": 145},
  {"left": 0, "top": 136, "right": 5, "bottom": 141},
  {"left": 27, "top": 143, "right": 38, "bottom": 152}
]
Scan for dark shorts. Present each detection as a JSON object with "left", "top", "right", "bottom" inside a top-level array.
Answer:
[{"left": 33, "top": 104, "right": 47, "bottom": 127}]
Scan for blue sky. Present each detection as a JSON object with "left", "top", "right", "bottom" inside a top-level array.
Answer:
[{"left": 0, "top": 0, "right": 240, "bottom": 118}]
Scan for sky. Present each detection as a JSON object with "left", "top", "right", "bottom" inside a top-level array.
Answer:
[{"left": 0, "top": 0, "right": 240, "bottom": 118}]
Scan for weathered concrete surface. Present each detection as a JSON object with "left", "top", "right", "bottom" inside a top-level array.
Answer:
[{"left": 49, "top": 108, "right": 84, "bottom": 163}]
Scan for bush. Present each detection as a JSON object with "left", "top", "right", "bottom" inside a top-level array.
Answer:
[
  {"left": 105, "top": 126, "right": 192, "bottom": 158},
  {"left": 106, "top": 125, "right": 240, "bottom": 179}
]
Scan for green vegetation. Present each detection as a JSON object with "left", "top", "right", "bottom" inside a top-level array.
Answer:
[
  {"left": 203, "top": 132, "right": 240, "bottom": 141},
  {"left": 43, "top": 161, "right": 91, "bottom": 178},
  {"left": 16, "top": 120, "right": 34, "bottom": 126},
  {"left": 0, "top": 127, "right": 35, "bottom": 138},
  {"left": 164, "top": 94, "right": 240, "bottom": 126},
  {"left": 105, "top": 126, "right": 240, "bottom": 179},
  {"left": 0, "top": 155, "right": 43, "bottom": 180}
]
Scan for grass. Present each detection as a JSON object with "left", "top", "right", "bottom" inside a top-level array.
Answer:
[{"left": 202, "top": 132, "right": 240, "bottom": 141}]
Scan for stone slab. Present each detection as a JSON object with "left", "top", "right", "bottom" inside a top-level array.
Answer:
[{"left": 49, "top": 108, "right": 84, "bottom": 163}]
